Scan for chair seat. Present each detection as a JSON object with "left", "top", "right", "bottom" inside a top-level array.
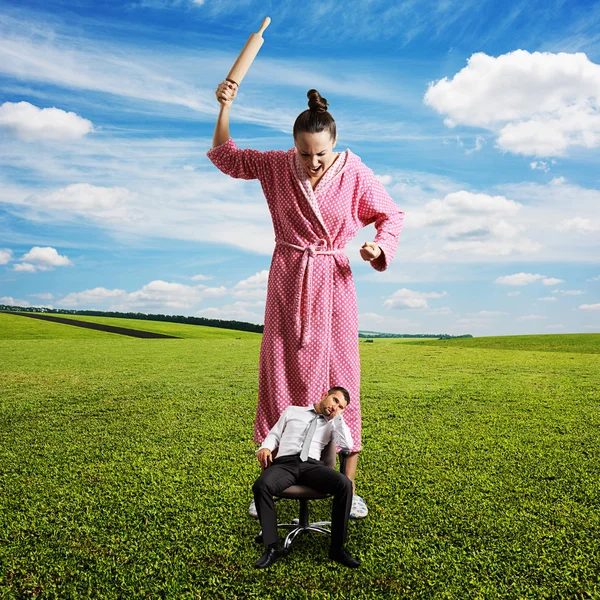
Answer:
[{"left": 280, "top": 485, "right": 330, "bottom": 499}]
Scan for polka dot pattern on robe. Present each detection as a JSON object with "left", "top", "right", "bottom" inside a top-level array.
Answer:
[{"left": 207, "top": 138, "right": 404, "bottom": 452}]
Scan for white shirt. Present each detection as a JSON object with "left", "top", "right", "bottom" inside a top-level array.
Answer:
[{"left": 259, "top": 405, "right": 353, "bottom": 460}]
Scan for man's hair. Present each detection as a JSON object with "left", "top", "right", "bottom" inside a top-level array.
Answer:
[{"left": 327, "top": 386, "right": 350, "bottom": 405}]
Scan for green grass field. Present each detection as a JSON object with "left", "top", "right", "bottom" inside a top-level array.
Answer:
[
  {"left": 1, "top": 313, "right": 599, "bottom": 599},
  {"left": 417, "top": 333, "right": 600, "bottom": 354}
]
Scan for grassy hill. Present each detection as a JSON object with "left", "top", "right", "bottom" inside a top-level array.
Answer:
[
  {"left": 0, "top": 312, "right": 260, "bottom": 340},
  {"left": 51, "top": 314, "right": 261, "bottom": 339},
  {"left": 415, "top": 332, "right": 600, "bottom": 354},
  {"left": 1, "top": 319, "right": 598, "bottom": 598}
]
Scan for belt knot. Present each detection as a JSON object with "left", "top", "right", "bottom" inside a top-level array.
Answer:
[{"left": 275, "top": 238, "right": 345, "bottom": 347}]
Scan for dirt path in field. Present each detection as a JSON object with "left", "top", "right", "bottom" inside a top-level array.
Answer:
[{"left": 8, "top": 312, "right": 179, "bottom": 339}]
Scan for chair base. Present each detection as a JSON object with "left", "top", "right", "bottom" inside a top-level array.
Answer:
[
  {"left": 277, "top": 521, "right": 331, "bottom": 550},
  {"left": 258, "top": 497, "right": 332, "bottom": 550}
]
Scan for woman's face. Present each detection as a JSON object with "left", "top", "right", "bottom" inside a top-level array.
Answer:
[{"left": 294, "top": 130, "right": 338, "bottom": 179}]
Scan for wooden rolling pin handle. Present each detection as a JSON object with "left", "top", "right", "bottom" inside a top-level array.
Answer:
[
  {"left": 225, "top": 17, "right": 271, "bottom": 87},
  {"left": 257, "top": 17, "right": 271, "bottom": 35}
]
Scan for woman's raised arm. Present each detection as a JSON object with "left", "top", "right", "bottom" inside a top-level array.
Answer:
[{"left": 212, "top": 80, "right": 238, "bottom": 148}]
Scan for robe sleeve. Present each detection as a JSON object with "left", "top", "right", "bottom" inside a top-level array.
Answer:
[
  {"left": 357, "top": 173, "right": 404, "bottom": 272},
  {"left": 206, "top": 138, "right": 267, "bottom": 180}
]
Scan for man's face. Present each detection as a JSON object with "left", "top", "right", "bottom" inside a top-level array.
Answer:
[{"left": 318, "top": 390, "right": 348, "bottom": 420}]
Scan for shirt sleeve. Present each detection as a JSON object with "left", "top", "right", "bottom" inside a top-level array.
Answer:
[
  {"left": 258, "top": 407, "right": 290, "bottom": 453},
  {"left": 357, "top": 171, "right": 405, "bottom": 272},
  {"left": 330, "top": 414, "right": 353, "bottom": 450},
  {"left": 206, "top": 138, "right": 267, "bottom": 181}
]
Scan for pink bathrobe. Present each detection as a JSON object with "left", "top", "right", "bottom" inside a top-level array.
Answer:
[{"left": 207, "top": 139, "right": 404, "bottom": 451}]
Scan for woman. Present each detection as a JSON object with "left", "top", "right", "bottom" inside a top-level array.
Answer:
[{"left": 208, "top": 80, "right": 404, "bottom": 518}]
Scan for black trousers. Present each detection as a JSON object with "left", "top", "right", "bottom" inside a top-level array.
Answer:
[{"left": 252, "top": 454, "right": 353, "bottom": 548}]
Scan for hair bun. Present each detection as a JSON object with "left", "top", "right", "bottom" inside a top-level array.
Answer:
[{"left": 307, "top": 89, "right": 329, "bottom": 113}]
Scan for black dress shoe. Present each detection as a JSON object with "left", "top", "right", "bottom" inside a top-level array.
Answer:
[
  {"left": 255, "top": 546, "right": 285, "bottom": 569},
  {"left": 329, "top": 547, "right": 360, "bottom": 568}
]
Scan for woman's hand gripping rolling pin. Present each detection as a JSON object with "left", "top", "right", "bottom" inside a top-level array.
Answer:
[{"left": 216, "top": 80, "right": 238, "bottom": 107}]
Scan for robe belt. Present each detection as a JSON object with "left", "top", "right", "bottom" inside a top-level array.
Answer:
[{"left": 276, "top": 239, "right": 344, "bottom": 347}]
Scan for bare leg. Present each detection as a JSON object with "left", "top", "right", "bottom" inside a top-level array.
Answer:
[{"left": 345, "top": 452, "right": 359, "bottom": 494}]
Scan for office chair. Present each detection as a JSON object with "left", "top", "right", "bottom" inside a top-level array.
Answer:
[{"left": 254, "top": 442, "right": 350, "bottom": 551}]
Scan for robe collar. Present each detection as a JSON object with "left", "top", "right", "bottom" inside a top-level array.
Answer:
[{"left": 288, "top": 148, "right": 349, "bottom": 241}]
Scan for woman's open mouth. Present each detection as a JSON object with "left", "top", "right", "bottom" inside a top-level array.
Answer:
[{"left": 307, "top": 165, "right": 322, "bottom": 176}]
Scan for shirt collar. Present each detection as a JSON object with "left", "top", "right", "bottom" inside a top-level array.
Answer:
[{"left": 306, "top": 404, "right": 328, "bottom": 420}]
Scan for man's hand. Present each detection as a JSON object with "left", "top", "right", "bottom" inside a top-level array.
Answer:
[
  {"left": 360, "top": 242, "right": 382, "bottom": 262},
  {"left": 257, "top": 448, "right": 273, "bottom": 469}
]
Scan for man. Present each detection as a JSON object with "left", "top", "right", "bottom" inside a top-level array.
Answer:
[{"left": 252, "top": 386, "right": 360, "bottom": 569}]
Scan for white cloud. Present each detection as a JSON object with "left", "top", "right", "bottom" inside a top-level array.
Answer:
[
  {"left": 553, "top": 289, "right": 584, "bottom": 296},
  {"left": 0, "top": 296, "right": 29, "bottom": 306},
  {"left": 472, "top": 310, "right": 509, "bottom": 316},
  {"left": 557, "top": 217, "right": 600, "bottom": 234},
  {"left": 29, "top": 293, "right": 54, "bottom": 300},
  {"left": 32, "top": 184, "right": 141, "bottom": 224},
  {"left": 203, "top": 286, "right": 227, "bottom": 297},
  {"left": 495, "top": 272, "right": 545, "bottom": 286},
  {"left": 59, "top": 280, "right": 226, "bottom": 311},
  {"left": 375, "top": 174, "right": 393, "bottom": 185},
  {"left": 579, "top": 303, "right": 600, "bottom": 311},
  {"left": 60, "top": 287, "right": 127, "bottom": 307},
  {"left": 14, "top": 247, "right": 73, "bottom": 272},
  {"left": 550, "top": 176, "right": 566, "bottom": 185},
  {"left": 518, "top": 314, "right": 548, "bottom": 321},
  {"left": 494, "top": 273, "right": 564, "bottom": 286},
  {"left": 13, "top": 263, "right": 37, "bottom": 273},
  {"left": 6, "top": 172, "right": 275, "bottom": 255},
  {"left": 22, "top": 246, "right": 73, "bottom": 268},
  {"left": 425, "top": 50, "right": 600, "bottom": 156},
  {"left": 0, "top": 101, "right": 93, "bottom": 141},
  {"left": 465, "top": 135, "right": 486, "bottom": 155},
  {"left": 126, "top": 280, "right": 223, "bottom": 309},
  {"left": 530, "top": 161, "right": 550, "bottom": 172},
  {"left": 384, "top": 288, "right": 447, "bottom": 310},
  {"left": 507, "top": 291, "right": 521, "bottom": 296},
  {"left": 427, "top": 306, "right": 453, "bottom": 316},
  {"left": 410, "top": 190, "right": 539, "bottom": 257},
  {"left": 414, "top": 191, "right": 521, "bottom": 223},
  {"left": 232, "top": 270, "right": 269, "bottom": 300},
  {"left": 542, "top": 277, "right": 564, "bottom": 286},
  {"left": 587, "top": 275, "right": 600, "bottom": 281},
  {"left": 0, "top": 249, "right": 12, "bottom": 265},
  {"left": 196, "top": 301, "right": 264, "bottom": 324},
  {"left": 499, "top": 179, "right": 600, "bottom": 263},
  {"left": 191, "top": 274, "right": 212, "bottom": 281},
  {"left": 537, "top": 296, "right": 558, "bottom": 302},
  {"left": 358, "top": 312, "right": 420, "bottom": 334}
]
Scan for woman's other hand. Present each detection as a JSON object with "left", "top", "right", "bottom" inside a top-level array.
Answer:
[
  {"left": 216, "top": 80, "right": 238, "bottom": 107},
  {"left": 360, "top": 242, "right": 382, "bottom": 262}
]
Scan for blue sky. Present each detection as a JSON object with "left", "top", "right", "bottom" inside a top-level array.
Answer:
[{"left": 1, "top": 0, "right": 599, "bottom": 335}]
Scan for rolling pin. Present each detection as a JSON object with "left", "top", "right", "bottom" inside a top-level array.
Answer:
[{"left": 226, "top": 17, "right": 271, "bottom": 86}]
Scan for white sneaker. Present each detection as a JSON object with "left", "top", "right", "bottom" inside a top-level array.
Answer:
[
  {"left": 349, "top": 495, "right": 368, "bottom": 519},
  {"left": 248, "top": 499, "right": 258, "bottom": 519}
]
